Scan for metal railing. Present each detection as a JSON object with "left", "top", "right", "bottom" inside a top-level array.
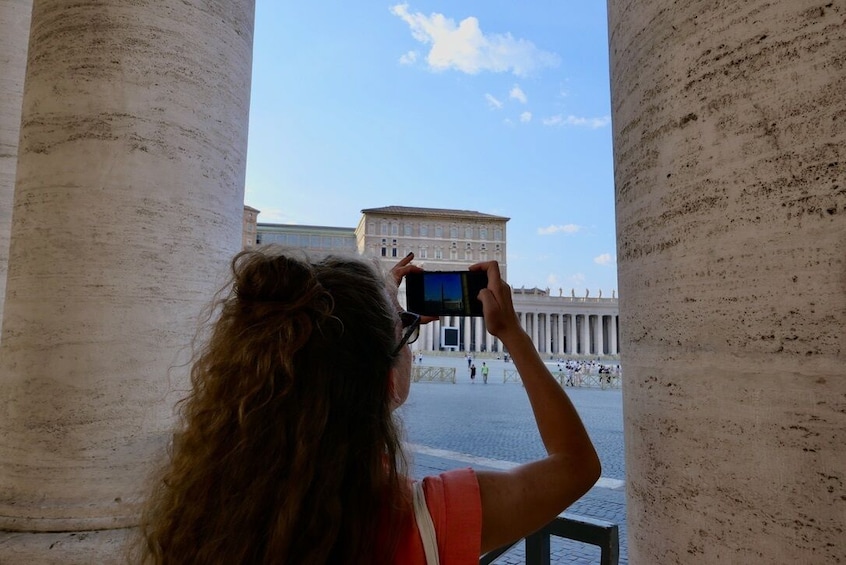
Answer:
[
  {"left": 411, "top": 366, "right": 457, "bottom": 383},
  {"left": 480, "top": 513, "right": 619, "bottom": 565},
  {"left": 502, "top": 369, "right": 621, "bottom": 390},
  {"left": 557, "top": 372, "right": 621, "bottom": 390}
]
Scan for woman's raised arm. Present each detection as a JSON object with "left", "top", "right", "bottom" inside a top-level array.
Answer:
[{"left": 469, "top": 261, "right": 601, "bottom": 554}]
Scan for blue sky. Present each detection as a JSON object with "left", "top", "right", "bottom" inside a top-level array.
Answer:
[{"left": 245, "top": 2, "right": 617, "bottom": 296}]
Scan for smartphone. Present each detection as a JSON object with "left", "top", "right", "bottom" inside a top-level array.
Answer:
[{"left": 405, "top": 270, "right": 488, "bottom": 317}]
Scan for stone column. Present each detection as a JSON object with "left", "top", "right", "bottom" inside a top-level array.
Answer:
[
  {"left": 609, "top": 1, "right": 845, "bottom": 563},
  {"left": 544, "top": 312, "right": 551, "bottom": 354},
  {"left": 463, "top": 316, "right": 471, "bottom": 351},
  {"left": 475, "top": 316, "right": 484, "bottom": 352},
  {"left": 0, "top": 0, "right": 32, "bottom": 340},
  {"left": 610, "top": 315, "right": 618, "bottom": 355},
  {"left": 580, "top": 314, "right": 590, "bottom": 356},
  {"left": 485, "top": 324, "right": 493, "bottom": 353},
  {"left": 568, "top": 314, "right": 577, "bottom": 355},
  {"left": 596, "top": 315, "right": 605, "bottom": 356},
  {"left": 0, "top": 0, "right": 255, "bottom": 558},
  {"left": 557, "top": 314, "right": 564, "bottom": 354},
  {"left": 531, "top": 312, "right": 539, "bottom": 351}
]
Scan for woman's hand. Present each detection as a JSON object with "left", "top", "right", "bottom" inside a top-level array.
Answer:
[
  {"left": 389, "top": 252, "right": 419, "bottom": 286},
  {"left": 389, "top": 253, "right": 436, "bottom": 323},
  {"left": 469, "top": 261, "right": 520, "bottom": 339}
]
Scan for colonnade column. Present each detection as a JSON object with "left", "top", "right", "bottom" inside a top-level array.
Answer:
[
  {"left": 463, "top": 316, "right": 471, "bottom": 351},
  {"left": 530, "top": 312, "right": 539, "bottom": 352},
  {"left": 580, "top": 315, "right": 590, "bottom": 355},
  {"left": 609, "top": 1, "right": 844, "bottom": 562},
  {"left": 568, "top": 314, "right": 576, "bottom": 355},
  {"left": 610, "top": 315, "right": 618, "bottom": 355},
  {"left": 0, "top": 0, "right": 256, "bottom": 559},
  {"left": 596, "top": 315, "right": 605, "bottom": 356},
  {"left": 556, "top": 314, "right": 564, "bottom": 354},
  {"left": 544, "top": 313, "right": 551, "bottom": 354},
  {"left": 475, "top": 317, "right": 483, "bottom": 353}
]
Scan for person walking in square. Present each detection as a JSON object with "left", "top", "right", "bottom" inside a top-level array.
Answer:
[
  {"left": 470, "top": 362, "right": 476, "bottom": 382},
  {"left": 481, "top": 362, "right": 489, "bottom": 384}
]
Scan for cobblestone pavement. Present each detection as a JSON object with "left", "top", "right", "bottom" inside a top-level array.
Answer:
[{"left": 397, "top": 354, "right": 627, "bottom": 564}]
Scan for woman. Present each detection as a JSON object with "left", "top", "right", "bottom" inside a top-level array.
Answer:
[{"left": 138, "top": 247, "right": 600, "bottom": 564}]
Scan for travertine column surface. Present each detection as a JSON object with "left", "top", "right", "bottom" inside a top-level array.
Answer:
[
  {"left": 0, "top": 0, "right": 33, "bottom": 338},
  {"left": 0, "top": 0, "right": 255, "bottom": 556},
  {"left": 609, "top": 1, "right": 844, "bottom": 563}
]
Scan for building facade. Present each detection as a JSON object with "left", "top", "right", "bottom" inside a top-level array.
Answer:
[
  {"left": 251, "top": 205, "right": 620, "bottom": 357},
  {"left": 242, "top": 205, "right": 260, "bottom": 249},
  {"left": 356, "top": 205, "right": 509, "bottom": 279},
  {"left": 256, "top": 222, "right": 357, "bottom": 254}
]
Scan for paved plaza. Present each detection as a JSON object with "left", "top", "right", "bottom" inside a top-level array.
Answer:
[{"left": 398, "top": 354, "right": 628, "bottom": 564}]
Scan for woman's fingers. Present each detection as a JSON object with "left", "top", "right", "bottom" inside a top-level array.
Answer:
[{"left": 389, "top": 252, "right": 416, "bottom": 285}]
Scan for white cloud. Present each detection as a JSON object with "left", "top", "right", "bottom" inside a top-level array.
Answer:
[
  {"left": 542, "top": 114, "right": 611, "bottom": 128},
  {"left": 519, "top": 111, "right": 532, "bottom": 123},
  {"left": 537, "top": 224, "right": 581, "bottom": 235},
  {"left": 509, "top": 85, "right": 527, "bottom": 103},
  {"left": 594, "top": 253, "right": 615, "bottom": 265},
  {"left": 399, "top": 50, "right": 418, "bottom": 65},
  {"left": 390, "top": 4, "right": 559, "bottom": 76},
  {"left": 485, "top": 93, "right": 504, "bottom": 109}
]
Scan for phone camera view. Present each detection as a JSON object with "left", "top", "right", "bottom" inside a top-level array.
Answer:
[{"left": 406, "top": 271, "right": 488, "bottom": 317}]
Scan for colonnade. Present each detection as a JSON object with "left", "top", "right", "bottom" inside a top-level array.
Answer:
[
  {"left": 515, "top": 310, "right": 619, "bottom": 356},
  {"left": 411, "top": 301, "right": 620, "bottom": 357}
]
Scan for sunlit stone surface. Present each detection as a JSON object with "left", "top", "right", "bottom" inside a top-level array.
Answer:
[
  {"left": 609, "top": 1, "right": 844, "bottom": 563},
  {"left": 0, "top": 1, "right": 255, "bottom": 562}
]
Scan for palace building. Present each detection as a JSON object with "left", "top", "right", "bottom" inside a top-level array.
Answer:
[{"left": 249, "top": 205, "right": 620, "bottom": 357}]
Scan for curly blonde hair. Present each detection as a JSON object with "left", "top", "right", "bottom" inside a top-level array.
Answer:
[{"left": 138, "top": 247, "right": 410, "bottom": 564}]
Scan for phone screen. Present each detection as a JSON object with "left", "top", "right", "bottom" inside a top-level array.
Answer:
[{"left": 405, "top": 271, "right": 488, "bottom": 317}]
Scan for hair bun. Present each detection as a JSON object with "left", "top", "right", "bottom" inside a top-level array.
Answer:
[{"left": 234, "top": 251, "right": 326, "bottom": 310}]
